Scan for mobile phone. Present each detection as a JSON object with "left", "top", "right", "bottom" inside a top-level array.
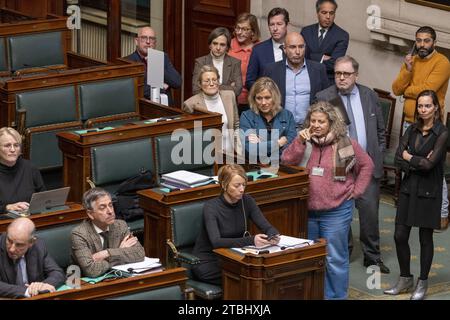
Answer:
[{"left": 410, "top": 43, "right": 418, "bottom": 56}]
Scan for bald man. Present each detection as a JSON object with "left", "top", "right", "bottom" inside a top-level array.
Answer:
[
  {"left": 262, "top": 32, "right": 329, "bottom": 128},
  {"left": 0, "top": 218, "right": 65, "bottom": 298},
  {"left": 125, "top": 26, "right": 181, "bottom": 106}
]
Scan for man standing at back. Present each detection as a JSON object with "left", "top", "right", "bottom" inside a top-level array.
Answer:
[
  {"left": 0, "top": 218, "right": 65, "bottom": 298},
  {"left": 262, "top": 32, "right": 329, "bottom": 128},
  {"left": 316, "top": 56, "right": 390, "bottom": 274},
  {"left": 125, "top": 26, "right": 182, "bottom": 106},
  {"left": 301, "top": 0, "right": 349, "bottom": 83},
  {"left": 245, "top": 7, "right": 290, "bottom": 91}
]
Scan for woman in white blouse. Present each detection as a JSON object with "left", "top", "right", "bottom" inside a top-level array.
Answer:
[{"left": 183, "top": 65, "right": 240, "bottom": 155}]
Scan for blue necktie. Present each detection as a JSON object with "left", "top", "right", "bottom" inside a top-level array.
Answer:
[
  {"left": 15, "top": 257, "right": 27, "bottom": 286},
  {"left": 346, "top": 94, "right": 358, "bottom": 141},
  {"left": 318, "top": 28, "right": 326, "bottom": 45}
]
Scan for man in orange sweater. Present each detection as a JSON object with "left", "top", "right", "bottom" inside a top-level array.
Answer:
[{"left": 392, "top": 26, "right": 450, "bottom": 128}]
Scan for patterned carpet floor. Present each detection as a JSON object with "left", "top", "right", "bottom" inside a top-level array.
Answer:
[{"left": 348, "top": 196, "right": 450, "bottom": 300}]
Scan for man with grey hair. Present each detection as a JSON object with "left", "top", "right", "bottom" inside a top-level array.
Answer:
[
  {"left": 316, "top": 55, "right": 390, "bottom": 273},
  {"left": 71, "top": 187, "right": 145, "bottom": 278},
  {"left": 0, "top": 217, "right": 65, "bottom": 298}
]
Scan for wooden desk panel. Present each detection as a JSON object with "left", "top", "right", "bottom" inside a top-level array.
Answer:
[
  {"left": 57, "top": 107, "right": 222, "bottom": 202},
  {"left": 25, "top": 267, "right": 187, "bottom": 300},
  {"left": 138, "top": 165, "right": 309, "bottom": 265},
  {"left": 214, "top": 239, "right": 326, "bottom": 300},
  {"left": 0, "top": 203, "right": 86, "bottom": 232}
]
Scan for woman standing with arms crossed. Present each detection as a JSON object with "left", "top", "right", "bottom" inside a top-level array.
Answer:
[{"left": 384, "top": 90, "right": 448, "bottom": 300}]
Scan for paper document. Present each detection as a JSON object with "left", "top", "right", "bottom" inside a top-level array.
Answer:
[
  {"left": 112, "top": 257, "right": 162, "bottom": 274},
  {"left": 162, "top": 170, "right": 212, "bottom": 186},
  {"left": 232, "top": 235, "right": 315, "bottom": 255}
]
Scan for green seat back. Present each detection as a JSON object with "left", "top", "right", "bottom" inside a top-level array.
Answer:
[
  {"left": 79, "top": 78, "right": 136, "bottom": 122},
  {"left": 8, "top": 32, "right": 64, "bottom": 72},
  {"left": 378, "top": 97, "right": 393, "bottom": 132},
  {"left": 90, "top": 138, "right": 154, "bottom": 191},
  {"left": 171, "top": 201, "right": 205, "bottom": 249},
  {"left": 155, "top": 130, "right": 215, "bottom": 181},
  {"left": 16, "top": 86, "right": 78, "bottom": 127},
  {"left": 36, "top": 223, "right": 77, "bottom": 270},
  {"left": 0, "top": 38, "right": 7, "bottom": 72},
  {"left": 107, "top": 285, "right": 183, "bottom": 300}
]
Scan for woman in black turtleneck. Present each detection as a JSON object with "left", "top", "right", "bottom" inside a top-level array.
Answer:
[
  {"left": 0, "top": 127, "right": 45, "bottom": 213},
  {"left": 192, "top": 164, "right": 279, "bottom": 286}
]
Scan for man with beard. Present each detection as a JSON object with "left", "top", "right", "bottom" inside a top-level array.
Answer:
[
  {"left": 393, "top": 26, "right": 450, "bottom": 129},
  {"left": 262, "top": 32, "right": 329, "bottom": 128},
  {"left": 71, "top": 188, "right": 145, "bottom": 278}
]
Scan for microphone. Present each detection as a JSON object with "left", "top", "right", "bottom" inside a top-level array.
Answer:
[{"left": 20, "top": 63, "right": 61, "bottom": 75}]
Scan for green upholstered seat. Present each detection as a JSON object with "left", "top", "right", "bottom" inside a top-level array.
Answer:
[
  {"left": 8, "top": 31, "right": 64, "bottom": 72},
  {"left": 78, "top": 77, "right": 138, "bottom": 125},
  {"left": 107, "top": 285, "right": 184, "bottom": 300},
  {"left": 16, "top": 86, "right": 81, "bottom": 170},
  {"left": 169, "top": 202, "right": 222, "bottom": 300},
  {"left": 155, "top": 130, "right": 215, "bottom": 183},
  {"left": 36, "top": 223, "right": 77, "bottom": 271},
  {"left": 0, "top": 38, "right": 7, "bottom": 72},
  {"left": 16, "top": 86, "right": 78, "bottom": 127}
]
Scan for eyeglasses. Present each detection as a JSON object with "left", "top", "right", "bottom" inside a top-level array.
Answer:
[
  {"left": 201, "top": 79, "right": 219, "bottom": 85},
  {"left": 418, "top": 104, "right": 434, "bottom": 109},
  {"left": 1, "top": 143, "right": 20, "bottom": 150},
  {"left": 235, "top": 26, "right": 251, "bottom": 33},
  {"left": 138, "top": 36, "right": 157, "bottom": 43},
  {"left": 334, "top": 71, "right": 356, "bottom": 79}
]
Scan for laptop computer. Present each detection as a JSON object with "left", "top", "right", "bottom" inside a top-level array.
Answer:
[{"left": 6, "top": 187, "right": 70, "bottom": 217}]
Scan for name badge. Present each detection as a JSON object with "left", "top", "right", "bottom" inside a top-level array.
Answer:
[{"left": 311, "top": 167, "right": 324, "bottom": 176}]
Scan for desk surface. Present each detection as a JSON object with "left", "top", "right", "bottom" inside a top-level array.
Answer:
[
  {"left": 0, "top": 203, "right": 86, "bottom": 232},
  {"left": 25, "top": 267, "right": 187, "bottom": 300}
]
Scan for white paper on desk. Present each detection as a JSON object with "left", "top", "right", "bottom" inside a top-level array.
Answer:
[
  {"left": 112, "top": 257, "right": 161, "bottom": 274},
  {"left": 232, "top": 235, "right": 314, "bottom": 254},
  {"left": 147, "top": 48, "right": 164, "bottom": 88}
]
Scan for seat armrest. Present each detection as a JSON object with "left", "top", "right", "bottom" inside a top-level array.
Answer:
[{"left": 178, "top": 252, "right": 200, "bottom": 265}]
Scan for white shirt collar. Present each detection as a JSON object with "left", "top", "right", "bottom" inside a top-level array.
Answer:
[{"left": 92, "top": 222, "right": 109, "bottom": 234}]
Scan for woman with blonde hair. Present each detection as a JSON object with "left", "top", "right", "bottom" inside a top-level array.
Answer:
[
  {"left": 0, "top": 127, "right": 45, "bottom": 213},
  {"left": 240, "top": 77, "right": 296, "bottom": 162},
  {"left": 281, "top": 101, "right": 374, "bottom": 299},
  {"left": 192, "top": 164, "right": 279, "bottom": 285}
]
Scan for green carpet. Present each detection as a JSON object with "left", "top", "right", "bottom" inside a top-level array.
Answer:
[{"left": 348, "top": 199, "right": 450, "bottom": 300}]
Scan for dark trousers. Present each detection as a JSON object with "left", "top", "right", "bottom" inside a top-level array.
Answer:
[{"left": 349, "top": 178, "right": 381, "bottom": 261}]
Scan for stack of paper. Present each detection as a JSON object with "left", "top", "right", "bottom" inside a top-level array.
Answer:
[
  {"left": 161, "top": 170, "right": 214, "bottom": 189},
  {"left": 112, "top": 257, "right": 162, "bottom": 275},
  {"left": 232, "top": 235, "right": 315, "bottom": 255}
]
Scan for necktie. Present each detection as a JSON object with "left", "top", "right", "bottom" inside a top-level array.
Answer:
[
  {"left": 345, "top": 94, "right": 358, "bottom": 141},
  {"left": 279, "top": 44, "right": 286, "bottom": 60},
  {"left": 318, "top": 28, "right": 326, "bottom": 45},
  {"left": 100, "top": 231, "right": 109, "bottom": 250},
  {"left": 15, "top": 257, "right": 26, "bottom": 286}
]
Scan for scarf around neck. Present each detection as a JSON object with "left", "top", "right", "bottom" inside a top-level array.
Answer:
[{"left": 311, "top": 131, "right": 356, "bottom": 181}]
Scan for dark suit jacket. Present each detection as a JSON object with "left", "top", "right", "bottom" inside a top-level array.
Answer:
[
  {"left": 125, "top": 50, "right": 182, "bottom": 106},
  {"left": 0, "top": 233, "right": 65, "bottom": 298},
  {"left": 262, "top": 59, "right": 329, "bottom": 107},
  {"left": 192, "top": 54, "right": 242, "bottom": 97},
  {"left": 315, "top": 84, "right": 386, "bottom": 178},
  {"left": 245, "top": 39, "right": 276, "bottom": 90},
  {"left": 301, "top": 23, "right": 349, "bottom": 81}
]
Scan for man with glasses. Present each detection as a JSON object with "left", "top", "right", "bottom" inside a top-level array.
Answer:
[
  {"left": 392, "top": 26, "right": 450, "bottom": 231},
  {"left": 316, "top": 55, "right": 390, "bottom": 274},
  {"left": 125, "top": 26, "right": 181, "bottom": 106},
  {"left": 262, "top": 32, "right": 329, "bottom": 128},
  {"left": 0, "top": 218, "right": 65, "bottom": 298},
  {"left": 246, "top": 7, "right": 290, "bottom": 91},
  {"left": 301, "top": 0, "right": 349, "bottom": 82}
]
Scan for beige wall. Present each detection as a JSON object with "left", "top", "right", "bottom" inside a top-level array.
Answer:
[{"left": 250, "top": 0, "right": 450, "bottom": 148}]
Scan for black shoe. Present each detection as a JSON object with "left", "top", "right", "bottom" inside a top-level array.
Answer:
[{"left": 363, "top": 258, "right": 390, "bottom": 274}]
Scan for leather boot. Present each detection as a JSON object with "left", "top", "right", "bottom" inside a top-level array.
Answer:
[
  {"left": 410, "top": 279, "right": 428, "bottom": 300},
  {"left": 384, "top": 276, "right": 414, "bottom": 295}
]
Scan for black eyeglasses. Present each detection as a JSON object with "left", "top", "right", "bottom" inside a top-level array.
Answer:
[{"left": 334, "top": 71, "right": 356, "bottom": 79}]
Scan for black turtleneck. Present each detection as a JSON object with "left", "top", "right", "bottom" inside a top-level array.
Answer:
[
  {"left": 0, "top": 157, "right": 45, "bottom": 213},
  {"left": 192, "top": 193, "right": 278, "bottom": 261}
]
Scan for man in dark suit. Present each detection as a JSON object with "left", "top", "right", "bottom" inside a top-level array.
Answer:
[
  {"left": 301, "top": 0, "right": 349, "bottom": 82},
  {"left": 125, "top": 26, "right": 181, "bottom": 106},
  {"left": 316, "top": 56, "right": 390, "bottom": 274},
  {"left": 245, "top": 7, "right": 290, "bottom": 91},
  {"left": 0, "top": 217, "right": 65, "bottom": 298},
  {"left": 262, "top": 32, "right": 329, "bottom": 127}
]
